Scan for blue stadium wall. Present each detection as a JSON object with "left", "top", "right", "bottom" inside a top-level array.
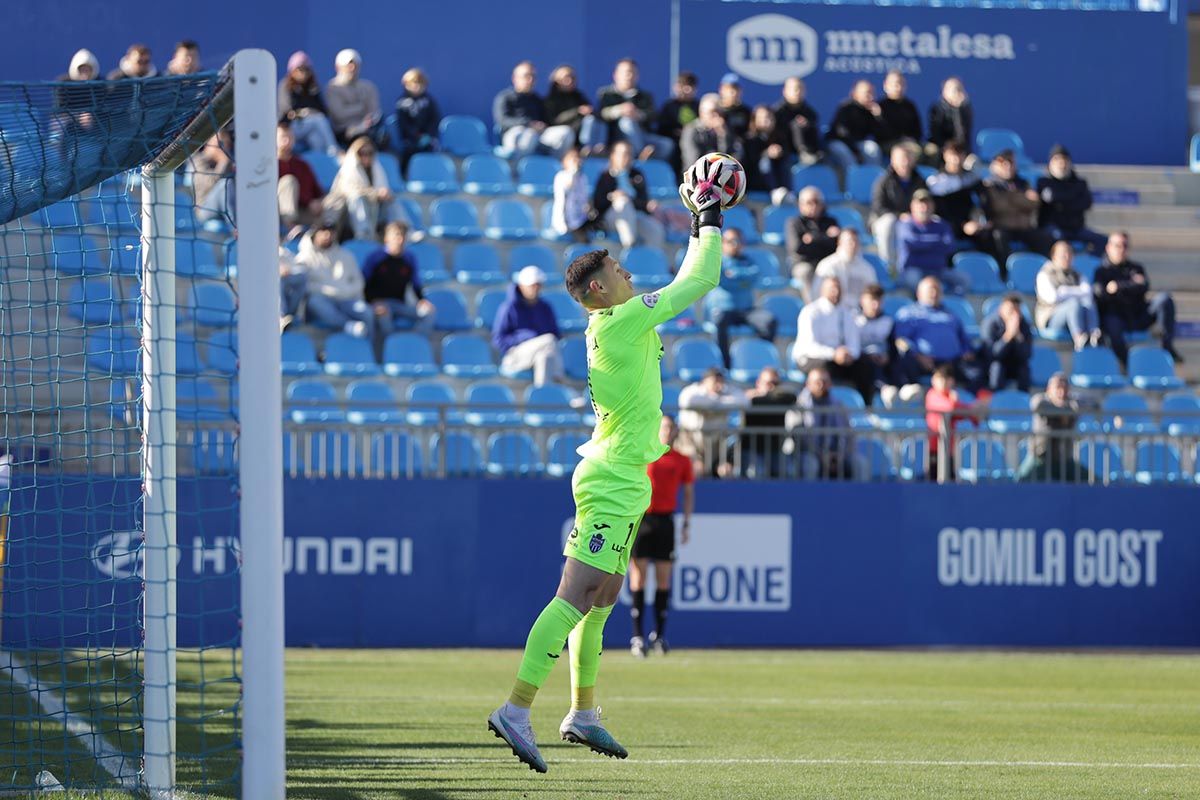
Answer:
[
  {"left": 2, "top": 0, "right": 1188, "bottom": 165},
  {"left": 4, "top": 476, "right": 1198, "bottom": 650}
]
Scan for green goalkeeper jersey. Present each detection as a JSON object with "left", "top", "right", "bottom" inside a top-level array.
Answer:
[{"left": 578, "top": 227, "right": 723, "bottom": 466}]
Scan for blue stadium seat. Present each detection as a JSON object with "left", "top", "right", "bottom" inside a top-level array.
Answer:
[
  {"left": 1128, "top": 347, "right": 1183, "bottom": 391},
  {"left": 957, "top": 438, "right": 1011, "bottom": 482},
  {"left": 376, "top": 152, "right": 405, "bottom": 192},
  {"left": 106, "top": 236, "right": 141, "bottom": 276},
  {"left": 342, "top": 239, "right": 379, "bottom": 269},
  {"left": 398, "top": 197, "right": 425, "bottom": 233},
  {"left": 581, "top": 158, "right": 608, "bottom": 189},
  {"left": 406, "top": 153, "right": 461, "bottom": 194},
  {"left": 487, "top": 432, "right": 544, "bottom": 476},
  {"left": 86, "top": 190, "right": 139, "bottom": 234},
  {"left": 484, "top": 199, "right": 538, "bottom": 240},
  {"left": 68, "top": 278, "right": 132, "bottom": 324},
  {"left": 1079, "top": 440, "right": 1127, "bottom": 482},
  {"left": 423, "top": 287, "right": 472, "bottom": 331},
  {"left": 86, "top": 329, "right": 139, "bottom": 374},
  {"left": 1073, "top": 253, "right": 1101, "bottom": 282},
  {"left": 986, "top": 389, "right": 1032, "bottom": 433},
  {"left": 558, "top": 336, "right": 589, "bottom": 381},
  {"left": 941, "top": 296, "right": 978, "bottom": 336},
  {"left": 50, "top": 234, "right": 103, "bottom": 275},
  {"left": 639, "top": 159, "right": 678, "bottom": 200},
  {"left": 509, "top": 244, "right": 560, "bottom": 278},
  {"left": 39, "top": 199, "right": 84, "bottom": 229},
  {"left": 563, "top": 243, "right": 598, "bottom": 265},
  {"left": 524, "top": 384, "right": 582, "bottom": 427},
  {"left": 464, "top": 382, "right": 521, "bottom": 426},
  {"left": 862, "top": 253, "right": 893, "bottom": 291},
  {"left": 981, "top": 295, "right": 1034, "bottom": 326},
  {"left": 761, "top": 205, "right": 792, "bottom": 247},
  {"left": 976, "top": 128, "right": 1028, "bottom": 164},
  {"left": 826, "top": 205, "right": 869, "bottom": 240},
  {"left": 656, "top": 304, "right": 701, "bottom": 336},
  {"left": 1006, "top": 252, "right": 1045, "bottom": 294},
  {"left": 304, "top": 152, "right": 339, "bottom": 190},
  {"left": 546, "top": 433, "right": 588, "bottom": 477},
  {"left": 280, "top": 332, "right": 320, "bottom": 376},
  {"left": 177, "top": 377, "right": 227, "bottom": 422},
  {"left": 743, "top": 247, "right": 786, "bottom": 289},
  {"left": 845, "top": 164, "right": 885, "bottom": 205},
  {"left": 873, "top": 402, "right": 926, "bottom": 433},
  {"left": 323, "top": 333, "right": 381, "bottom": 377},
  {"left": 722, "top": 206, "right": 760, "bottom": 244},
  {"left": 462, "top": 154, "right": 515, "bottom": 195},
  {"left": 1070, "top": 347, "right": 1127, "bottom": 389},
  {"left": 543, "top": 289, "right": 587, "bottom": 334},
  {"left": 345, "top": 380, "right": 403, "bottom": 424},
  {"left": 1101, "top": 392, "right": 1158, "bottom": 434},
  {"left": 762, "top": 294, "right": 803, "bottom": 338},
  {"left": 439, "top": 115, "right": 492, "bottom": 157},
  {"left": 382, "top": 332, "right": 439, "bottom": 377},
  {"left": 672, "top": 339, "right": 723, "bottom": 382},
  {"left": 1192, "top": 134, "right": 1200, "bottom": 173},
  {"left": 176, "top": 239, "right": 224, "bottom": 278},
  {"left": 189, "top": 282, "right": 236, "bottom": 328},
  {"left": 474, "top": 288, "right": 508, "bottom": 330},
  {"left": 1161, "top": 392, "right": 1200, "bottom": 436},
  {"left": 538, "top": 203, "right": 572, "bottom": 243},
  {"left": 1134, "top": 442, "right": 1186, "bottom": 485},
  {"left": 882, "top": 294, "right": 911, "bottom": 319},
  {"left": 899, "top": 437, "right": 929, "bottom": 480},
  {"left": 441, "top": 334, "right": 498, "bottom": 377},
  {"left": 791, "top": 164, "right": 840, "bottom": 197},
  {"left": 1030, "top": 345, "right": 1062, "bottom": 387},
  {"left": 828, "top": 385, "right": 871, "bottom": 429},
  {"left": 430, "top": 432, "right": 484, "bottom": 476},
  {"left": 729, "top": 338, "right": 781, "bottom": 383},
  {"left": 287, "top": 379, "right": 343, "bottom": 423},
  {"left": 453, "top": 242, "right": 506, "bottom": 284},
  {"left": 516, "top": 155, "right": 560, "bottom": 197},
  {"left": 622, "top": 246, "right": 672, "bottom": 287},
  {"left": 406, "top": 241, "right": 450, "bottom": 284},
  {"left": 662, "top": 383, "right": 683, "bottom": 414},
  {"left": 203, "top": 330, "right": 237, "bottom": 375},
  {"left": 951, "top": 251, "right": 1006, "bottom": 294},
  {"left": 406, "top": 380, "right": 460, "bottom": 426},
  {"left": 856, "top": 439, "right": 897, "bottom": 480},
  {"left": 428, "top": 199, "right": 481, "bottom": 239},
  {"left": 174, "top": 331, "right": 202, "bottom": 375}
]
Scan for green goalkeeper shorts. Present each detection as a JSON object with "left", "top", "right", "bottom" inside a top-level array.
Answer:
[{"left": 564, "top": 457, "right": 652, "bottom": 576}]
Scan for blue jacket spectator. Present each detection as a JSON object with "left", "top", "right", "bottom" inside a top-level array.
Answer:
[
  {"left": 981, "top": 295, "right": 1033, "bottom": 392},
  {"left": 897, "top": 191, "right": 968, "bottom": 295},
  {"left": 394, "top": 68, "right": 441, "bottom": 169},
  {"left": 894, "top": 277, "right": 979, "bottom": 388},
  {"left": 492, "top": 267, "right": 563, "bottom": 385},
  {"left": 707, "top": 229, "right": 777, "bottom": 370}
]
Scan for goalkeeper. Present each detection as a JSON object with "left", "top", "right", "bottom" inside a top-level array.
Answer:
[{"left": 488, "top": 162, "right": 729, "bottom": 773}]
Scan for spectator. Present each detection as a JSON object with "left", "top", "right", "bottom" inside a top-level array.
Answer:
[
  {"left": 551, "top": 148, "right": 593, "bottom": 241},
  {"left": 706, "top": 228, "right": 778, "bottom": 369},
  {"left": 1036, "top": 240, "right": 1101, "bottom": 351},
  {"left": 785, "top": 187, "right": 840, "bottom": 301},
  {"left": 190, "top": 130, "right": 234, "bottom": 227},
  {"left": 980, "top": 150, "right": 1053, "bottom": 272},
  {"left": 596, "top": 58, "right": 674, "bottom": 160},
  {"left": 772, "top": 76, "right": 821, "bottom": 165},
  {"left": 925, "top": 77, "right": 973, "bottom": 163},
  {"left": 492, "top": 266, "right": 563, "bottom": 386},
  {"left": 325, "top": 49, "right": 383, "bottom": 148},
  {"left": 894, "top": 277, "right": 979, "bottom": 388},
  {"left": 107, "top": 44, "right": 155, "bottom": 80},
  {"left": 393, "top": 68, "right": 441, "bottom": 170},
  {"left": 825, "top": 79, "right": 884, "bottom": 173},
  {"left": 591, "top": 141, "right": 664, "bottom": 247},
  {"left": 679, "top": 93, "right": 744, "bottom": 177},
  {"left": 277, "top": 121, "right": 325, "bottom": 235},
  {"left": 544, "top": 64, "right": 606, "bottom": 157},
  {"left": 1093, "top": 231, "right": 1180, "bottom": 364},
  {"left": 716, "top": 73, "right": 751, "bottom": 138},
  {"left": 792, "top": 367, "right": 853, "bottom": 480},
  {"left": 743, "top": 105, "right": 792, "bottom": 206},
  {"left": 794, "top": 277, "right": 875, "bottom": 405},
  {"left": 740, "top": 367, "right": 797, "bottom": 478},
  {"left": 279, "top": 245, "right": 307, "bottom": 330},
  {"left": 877, "top": 70, "right": 922, "bottom": 155},
  {"left": 58, "top": 48, "right": 98, "bottom": 83},
  {"left": 815, "top": 229, "right": 876, "bottom": 307},
  {"left": 325, "top": 136, "right": 408, "bottom": 241},
  {"left": 277, "top": 52, "right": 340, "bottom": 157},
  {"left": 896, "top": 190, "right": 966, "bottom": 294},
  {"left": 493, "top": 61, "right": 574, "bottom": 158},
  {"left": 871, "top": 144, "right": 927, "bottom": 268},
  {"left": 924, "top": 363, "right": 986, "bottom": 481},
  {"left": 295, "top": 223, "right": 374, "bottom": 338},
  {"left": 926, "top": 139, "right": 983, "bottom": 242},
  {"left": 363, "top": 221, "right": 435, "bottom": 337},
  {"left": 981, "top": 293, "right": 1033, "bottom": 392},
  {"left": 166, "top": 40, "right": 200, "bottom": 75},
  {"left": 53, "top": 50, "right": 100, "bottom": 135},
  {"left": 856, "top": 283, "right": 896, "bottom": 392},
  {"left": 657, "top": 71, "right": 700, "bottom": 172},
  {"left": 677, "top": 367, "right": 745, "bottom": 477},
  {"left": 1036, "top": 145, "right": 1106, "bottom": 253},
  {"left": 1016, "top": 373, "right": 1091, "bottom": 483}
]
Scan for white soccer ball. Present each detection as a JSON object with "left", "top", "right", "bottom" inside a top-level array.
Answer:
[{"left": 685, "top": 152, "right": 748, "bottom": 209}]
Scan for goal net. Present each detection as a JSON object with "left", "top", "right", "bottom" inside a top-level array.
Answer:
[{"left": 0, "top": 50, "right": 283, "bottom": 798}]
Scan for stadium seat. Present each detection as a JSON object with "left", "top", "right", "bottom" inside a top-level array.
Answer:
[
  {"left": 762, "top": 294, "right": 804, "bottom": 338},
  {"left": 1070, "top": 347, "right": 1127, "bottom": 389},
  {"left": 563, "top": 243, "right": 596, "bottom": 265},
  {"left": 1192, "top": 133, "right": 1200, "bottom": 174},
  {"left": 1079, "top": 440, "right": 1127, "bottom": 482},
  {"left": 509, "top": 244, "right": 560, "bottom": 278},
  {"left": 430, "top": 432, "right": 484, "bottom": 476},
  {"left": 377, "top": 152, "right": 405, "bottom": 192},
  {"left": 342, "top": 239, "right": 378, "bottom": 268},
  {"left": 516, "top": 155, "right": 559, "bottom": 197},
  {"left": 899, "top": 437, "right": 929, "bottom": 480},
  {"left": 742, "top": 247, "right": 786, "bottom": 289},
  {"left": 174, "top": 331, "right": 202, "bottom": 375},
  {"left": 986, "top": 390, "right": 1033, "bottom": 433},
  {"left": 304, "top": 152, "right": 339, "bottom": 190},
  {"left": 538, "top": 202, "right": 572, "bottom": 242},
  {"left": 177, "top": 377, "right": 226, "bottom": 422},
  {"left": 106, "top": 235, "right": 141, "bottom": 276},
  {"left": 398, "top": 197, "right": 425, "bottom": 233},
  {"left": 50, "top": 234, "right": 103, "bottom": 275},
  {"left": 287, "top": 379, "right": 343, "bottom": 423},
  {"left": 729, "top": 338, "right": 781, "bottom": 383},
  {"left": 1006, "top": 252, "right": 1045, "bottom": 294},
  {"left": 722, "top": 206, "right": 760, "bottom": 244},
  {"left": 826, "top": 205, "right": 869, "bottom": 240},
  {"left": 322, "top": 333, "right": 381, "bottom": 377},
  {"left": 546, "top": 433, "right": 588, "bottom": 477},
  {"left": 202, "top": 330, "right": 237, "bottom": 375},
  {"left": 189, "top": 282, "right": 236, "bottom": 328},
  {"left": 453, "top": 242, "right": 506, "bottom": 284},
  {"left": 957, "top": 438, "right": 1011, "bottom": 482},
  {"left": 639, "top": 159, "right": 678, "bottom": 200},
  {"left": 86, "top": 190, "right": 139, "bottom": 234},
  {"left": 1030, "top": 345, "right": 1062, "bottom": 387},
  {"left": 464, "top": 382, "right": 521, "bottom": 426},
  {"left": 1128, "top": 347, "right": 1184, "bottom": 391},
  {"left": 622, "top": 246, "right": 672, "bottom": 287},
  {"left": 1100, "top": 392, "right": 1158, "bottom": 434},
  {"left": 441, "top": 334, "right": 498, "bottom": 377},
  {"left": 1134, "top": 442, "right": 1186, "bottom": 485},
  {"left": 862, "top": 253, "right": 893, "bottom": 291},
  {"left": 486, "top": 432, "right": 544, "bottom": 476},
  {"left": 382, "top": 332, "right": 439, "bottom": 377},
  {"left": 951, "top": 251, "right": 1006, "bottom": 294},
  {"left": 672, "top": 339, "right": 723, "bottom": 382},
  {"left": 484, "top": 199, "right": 538, "bottom": 241},
  {"left": 1073, "top": 253, "right": 1101, "bottom": 282},
  {"left": 976, "top": 128, "right": 1028, "bottom": 164},
  {"left": 85, "top": 329, "right": 139, "bottom": 374},
  {"left": 406, "top": 380, "right": 461, "bottom": 426},
  {"left": 405, "top": 241, "right": 450, "bottom": 284},
  {"left": 39, "top": 199, "right": 84, "bottom": 229},
  {"left": 760, "top": 205, "right": 792, "bottom": 247},
  {"left": 873, "top": 402, "right": 926, "bottom": 433},
  {"left": 345, "top": 380, "right": 403, "bottom": 424},
  {"left": 543, "top": 289, "right": 587, "bottom": 334},
  {"left": 68, "top": 278, "right": 133, "bottom": 324},
  {"left": 1161, "top": 392, "right": 1200, "bottom": 436},
  {"left": 474, "top": 288, "right": 508, "bottom": 330},
  {"left": 462, "top": 154, "right": 515, "bottom": 195},
  {"left": 428, "top": 199, "right": 481, "bottom": 239},
  {"left": 845, "top": 164, "right": 885, "bottom": 205},
  {"left": 882, "top": 294, "right": 911, "bottom": 319},
  {"left": 439, "top": 115, "right": 493, "bottom": 157},
  {"left": 656, "top": 304, "right": 701, "bottom": 336},
  {"left": 981, "top": 295, "right": 1034, "bottom": 326},
  {"left": 406, "top": 153, "right": 461, "bottom": 194},
  {"left": 561, "top": 336, "right": 588, "bottom": 380},
  {"left": 791, "top": 164, "right": 840, "bottom": 198},
  {"left": 423, "top": 288, "right": 472, "bottom": 331},
  {"left": 524, "top": 384, "right": 582, "bottom": 427},
  {"left": 941, "top": 296, "right": 978, "bottom": 336},
  {"left": 856, "top": 439, "right": 897, "bottom": 480},
  {"left": 280, "top": 332, "right": 321, "bottom": 376},
  {"left": 581, "top": 157, "right": 607, "bottom": 189}
]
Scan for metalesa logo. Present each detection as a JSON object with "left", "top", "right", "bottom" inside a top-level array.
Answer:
[{"left": 727, "top": 14, "right": 819, "bottom": 83}]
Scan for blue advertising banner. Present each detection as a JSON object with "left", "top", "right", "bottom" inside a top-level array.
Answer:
[{"left": 3, "top": 477, "right": 1198, "bottom": 650}]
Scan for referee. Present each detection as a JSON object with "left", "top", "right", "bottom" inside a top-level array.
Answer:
[{"left": 629, "top": 415, "right": 694, "bottom": 657}]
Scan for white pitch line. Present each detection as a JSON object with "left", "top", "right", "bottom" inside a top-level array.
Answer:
[{"left": 1, "top": 651, "right": 139, "bottom": 790}]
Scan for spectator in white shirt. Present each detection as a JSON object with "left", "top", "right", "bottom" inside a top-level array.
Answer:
[
  {"left": 1036, "top": 240, "right": 1101, "bottom": 351},
  {"left": 677, "top": 367, "right": 746, "bottom": 477},
  {"left": 814, "top": 228, "right": 877, "bottom": 307},
  {"left": 551, "top": 148, "right": 592, "bottom": 241},
  {"left": 794, "top": 276, "right": 875, "bottom": 404},
  {"left": 295, "top": 223, "right": 374, "bottom": 338}
]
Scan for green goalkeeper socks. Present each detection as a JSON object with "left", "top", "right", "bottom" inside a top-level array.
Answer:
[
  {"left": 569, "top": 603, "right": 614, "bottom": 711},
  {"left": 510, "top": 597, "right": 585, "bottom": 708}
]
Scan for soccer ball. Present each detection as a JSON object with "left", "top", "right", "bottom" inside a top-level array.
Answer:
[{"left": 685, "top": 152, "right": 747, "bottom": 209}]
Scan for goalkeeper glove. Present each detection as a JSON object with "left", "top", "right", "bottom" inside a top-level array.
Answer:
[{"left": 679, "top": 162, "right": 725, "bottom": 235}]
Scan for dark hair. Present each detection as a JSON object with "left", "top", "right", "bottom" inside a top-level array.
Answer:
[
  {"left": 565, "top": 249, "right": 609, "bottom": 302},
  {"left": 1002, "top": 292, "right": 1023, "bottom": 307},
  {"left": 277, "top": 119, "right": 292, "bottom": 130},
  {"left": 616, "top": 57, "right": 638, "bottom": 70},
  {"left": 702, "top": 367, "right": 725, "bottom": 381},
  {"left": 933, "top": 363, "right": 955, "bottom": 380},
  {"left": 943, "top": 139, "right": 967, "bottom": 156},
  {"left": 862, "top": 283, "right": 884, "bottom": 300},
  {"left": 676, "top": 71, "right": 697, "bottom": 86},
  {"left": 175, "top": 40, "right": 199, "bottom": 52},
  {"left": 385, "top": 221, "right": 409, "bottom": 237}
]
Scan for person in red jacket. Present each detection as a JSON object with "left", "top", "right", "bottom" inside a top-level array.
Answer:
[
  {"left": 925, "top": 364, "right": 989, "bottom": 482},
  {"left": 277, "top": 121, "right": 325, "bottom": 236},
  {"left": 628, "top": 415, "right": 694, "bottom": 657}
]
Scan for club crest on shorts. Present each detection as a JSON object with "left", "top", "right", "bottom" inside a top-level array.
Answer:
[{"left": 588, "top": 532, "right": 606, "bottom": 554}]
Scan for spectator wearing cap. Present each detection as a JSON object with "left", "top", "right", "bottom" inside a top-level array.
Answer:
[
  {"left": 657, "top": 71, "right": 700, "bottom": 173},
  {"left": 926, "top": 139, "right": 983, "bottom": 242},
  {"left": 597, "top": 58, "right": 675, "bottom": 161},
  {"left": 325, "top": 49, "right": 383, "bottom": 148},
  {"left": 492, "top": 266, "right": 563, "bottom": 386},
  {"left": 278, "top": 51, "right": 340, "bottom": 157},
  {"left": 981, "top": 293, "right": 1033, "bottom": 392},
  {"left": 791, "top": 366, "right": 854, "bottom": 480},
  {"left": 871, "top": 144, "right": 927, "bottom": 269},
  {"left": 166, "top": 40, "right": 200, "bottom": 75},
  {"left": 1017, "top": 373, "right": 1092, "bottom": 483},
  {"left": 980, "top": 149, "right": 1054, "bottom": 275},
  {"left": 393, "top": 68, "right": 441, "bottom": 170},
  {"left": 296, "top": 223, "right": 375, "bottom": 338},
  {"left": 544, "top": 64, "right": 606, "bottom": 157},
  {"left": 680, "top": 93, "right": 744, "bottom": 179},
  {"left": 877, "top": 71, "right": 922, "bottom": 156},
  {"left": 894, "top": 276, "right": 979, "bottom": 388},
  {"left": 717, "top": 73, "right": 752, "bottom": 139},
  {"left": 925, "top": 77, "right": 973, "bottom": 163},
  {"left": 325, "top": 136, "right": 409, "bottom": 241},
  {"left": 363, "top": 221, "right": 435, "bottom": 337},
  {"left": 107, "top": 44, "right": 155, "bottom": 80},
  {"left": 277, "top": 121, "right": 325, "bottom": 235},
  {"left": 494, "top": 61, "right": 575, "bottom": 158},
  {"left": 794, "top": 276, "right": 876, "bottom": 405},
  {"left": 815, "top": 229, "right": 877, "bottom": 309},
  {"left": 678, "top": 367, "right": 746, "bottom": 477},
  {"left": 1036, "top": 145, "right": 1107, "bottom": 254},
  {"left": 740, "top": 366, "right": 797, "bottom": 478},
  {"left": 1093, "top": 231, "right": 1181, "bottom": 365},
  {"left": 707, "top": 228, "right": 778, "bottom": 370},
  {"left": 896, "top": 190, "right": 967, "bottom": 294},
  {"left": 825, "top": 79, "right": 885, "bottom": 173},
  {"left": 772, "top": 77, "right": 822, "bottom": 165}
]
